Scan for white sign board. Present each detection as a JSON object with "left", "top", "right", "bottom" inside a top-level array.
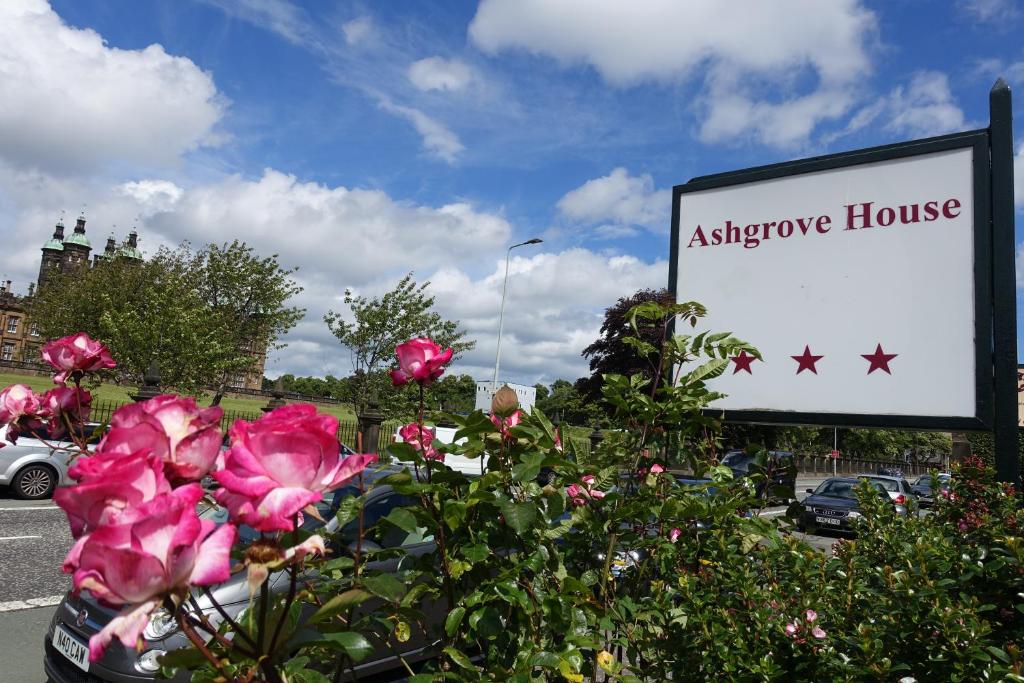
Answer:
[{"left": 673, "top": 144, "right": 988, "bottom": 427}]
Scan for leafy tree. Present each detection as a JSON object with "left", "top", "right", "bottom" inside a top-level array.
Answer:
[
  {"left": 191, "top": 240, "right": 304, "bottom": 405},
  {"left": 535, "top": 378, "right": 601, "bottom": 426},
  {"left": 324, "top": 273, "right": 475, "bottom": 412},
  {"left": 579, "top": 287, "right": 675, "bottom": 403},
  {"left": 31, "top": 242, "right": 303, "bottom": 396}
]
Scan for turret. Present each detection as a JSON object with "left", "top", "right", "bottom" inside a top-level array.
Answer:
[
  {"left": 37, "top": 219, "right": 65, "bottom": 289},
  {"left": 61, "top": 213, "right": 92, "bottom": 271},
  {"left": 118, "top": 229, "right": 143, "bottom": 260}
]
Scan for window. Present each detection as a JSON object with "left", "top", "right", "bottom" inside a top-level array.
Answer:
[
  {"left": 6, "top": 316, "right": 18, "bottom": 334},
  {"left": 29, "top": 323, "right": 39, "bottom": 337},
  {"left": 1, "top": 343, "right": 13, "bottom": 361}
]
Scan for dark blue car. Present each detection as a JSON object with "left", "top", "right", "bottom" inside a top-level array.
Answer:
[{"left": 798, "top": 477, "right": 906, "bottom": 534}]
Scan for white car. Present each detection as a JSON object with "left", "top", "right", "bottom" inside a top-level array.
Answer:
[{"left": 0, "top": 423, "right": 101, "bottom": 499}]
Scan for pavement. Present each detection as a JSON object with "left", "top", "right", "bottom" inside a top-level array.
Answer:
[{"left": 0, "top": 474, "right": 841, "bottom": 682}]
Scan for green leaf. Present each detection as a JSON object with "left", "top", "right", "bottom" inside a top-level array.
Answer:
[
  {"left": 468, "top": 606, "right": 503, "bottom": 639},
  {"left": 443, "top": 500, "right": 467, "bottom": 530},
  {"left": 462, "top": 543, "right": 489, "bottom": 563},
  {"left": 443, "top": 646, "right": 476, "bottom": 671},
  {"left": 308, "top": 588, "right": 373, "bottom": 623},
  {"left": 682, "top": 358, "right": 729, "bottom": 384},
  {"left": 445, "top": 606, "right": 467, "bottom": 637},
  {"left": 384, "top": 507, "right": 419, "bottom": 533},
  {"left": 360, "top": 573, "right": 406, "bottom": 603},
  {"left": 500, "top": 500, "right": 538, "bottom": 534},
  {"left": 316, "top": 632, "right": 374, "bottom": 663}
]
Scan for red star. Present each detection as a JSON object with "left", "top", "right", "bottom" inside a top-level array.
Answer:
[
  {"left": 861, "top": 343, "right": 897, "bottom": 375},
  {"left": 791, "top": 345, "right": 824, "bottom": 374},
  {"left": 730, "top": 350, "right": 756, "bottom": 374}
]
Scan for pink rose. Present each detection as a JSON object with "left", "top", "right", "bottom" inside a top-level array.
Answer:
[
  {"left": 805, "top": 609, "right": 817, "bottom": 623},
  {"left": 650, "top": 464, "right": 665, "bottom": 474},
  {"left": 389, "top": 338, "right": 453, "bottom": 387},
  {"left": 567, "top": 474, "right": 605, "bottom": 506},
  {"left": 785, "top": 622, "right": 798, "bottom": 637},
  {"left": 214, "top": 404, "right": 377, "bottom": 532},
  {"left": 69, "top": 484, "right": 235, "bottom": 662},
  {"left": 0, "top": 384, "right": 44, "bottom": 445},
  {"left": 811, "top": 626, "right": 827, "bottom": 639},
  {"left": 98, "top": 395, "right": 223, "bottom": 483},
  {"left": 39, "top": 386, "right": 92, "bottom": 439},
  {"left": 490, "top": 410, "right": 523, "bottom": 439},
  {"left": 399, "top": 422, "right": 443, "bottom": 462},
  {"left": 669, "top": 527, "right": 682, "bottom": 543},
  {"left": 41, "top": 333, "right": 116, "bottom": 384}
]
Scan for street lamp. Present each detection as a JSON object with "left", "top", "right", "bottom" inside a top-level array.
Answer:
[{"left": 492, "top": 238, "right": 543, "bottom": 391}]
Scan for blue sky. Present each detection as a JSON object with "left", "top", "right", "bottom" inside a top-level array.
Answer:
[{"left": 0, "top": 0, "right": 1022, "bottom": 386}]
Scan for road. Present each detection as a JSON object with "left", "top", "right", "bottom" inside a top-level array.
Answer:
[{"left": 0, "top": 475, "right": 841, "bottom": 682}]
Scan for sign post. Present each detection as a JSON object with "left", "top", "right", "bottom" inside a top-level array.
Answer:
[{"left": 668, "top": 80, "right": 1018, "bottom": 486}]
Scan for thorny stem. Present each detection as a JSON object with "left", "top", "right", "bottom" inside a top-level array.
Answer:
[
  {"left": 202, "top": 587, "right": 258, "bottom": 650},
  {"left": 174, "top": 602, "right": 227, "bottom": 677}
]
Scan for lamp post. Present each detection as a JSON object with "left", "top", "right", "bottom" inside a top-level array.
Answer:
[{"left": 492, "top": 238, "right": 543, "bottom": 391}]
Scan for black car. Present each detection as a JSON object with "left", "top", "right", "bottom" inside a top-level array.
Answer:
[
  {"left": 798, "top": 477, "right": 908, "bottom": 534},
  {"left": 721, "top": 450, "right": 797, "bottom": 503},
  {"left": 910, "top": 473, "right": 951, "bottom": 508},
  {"left": 44, "top": 467, "right": 444, "bottom": 683}
]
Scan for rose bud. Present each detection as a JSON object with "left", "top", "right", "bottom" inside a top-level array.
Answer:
[{"left": 491, "top": 385, "right": 520, "bottom": 417}]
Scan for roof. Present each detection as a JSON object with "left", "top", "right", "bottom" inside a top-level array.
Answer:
[
  {"left": 117, "top": 245, "right": 143, "bottom": 260},
  {"left": 41, "top": 238, "right": 64, "bottom": 251},
  {"left": 63, "top": 232, "right": 91, "bottom": 248}
]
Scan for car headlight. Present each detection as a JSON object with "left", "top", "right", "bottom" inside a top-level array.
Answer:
[
  {"left": 804, "top": 505, "right": 813, "bottom": 512},
  {"left": 136, "top": 649, "right": 166, "bottom": 674},
  {"left": 143, "top": 608, "right": 178, "bottom": 640},
  {"left": 847, "top": 511, "right": 862, "bottom": 519}
]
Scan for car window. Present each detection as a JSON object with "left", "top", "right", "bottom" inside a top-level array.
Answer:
[
  {"left": 344, "top": 494, "right": 434, "bottom": 548},
  {"left": 863, "top": 477, "right": 899, "bottom": 492},
  {"left": 916, "top": 475, "right": 932, "bottom": 486},
  {"left": 721, "top": 452, "right": 751, "bottom": 470}
]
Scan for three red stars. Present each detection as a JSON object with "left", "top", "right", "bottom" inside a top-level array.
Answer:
[
  {"left": 730, "top": 344, "right": 897, "bottom": 376},
  {"left": 861, "top": 343, "right": 898, "bottom": 375},
  {"left": 791, "top": 345, "right": 823, "bottom": 374},
  {"left": 731, "top": 350, "right": 756, "bottom": 374}
]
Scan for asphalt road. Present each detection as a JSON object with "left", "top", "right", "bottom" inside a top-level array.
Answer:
[{"left": 0, "top": 475, "right": 839, "bottom": 682}]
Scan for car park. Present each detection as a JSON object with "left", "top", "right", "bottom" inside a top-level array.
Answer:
[
  {"left": 44, "top": 466, "right": 445, "bottom": 683},
  {"left": 911, "top": 473, "right": 952, "bottom": 508},
  {"left": 0, "top": 423, "right": 103, "bottom": 499},
  {"left": 798, "top": 477, "right": 908, "bottom": 535},
  {"left": 720, "top": 449, "right": 797, "bottom": 504}
]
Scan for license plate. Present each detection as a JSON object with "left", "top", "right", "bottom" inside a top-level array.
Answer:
[
  {"left": 815, "top": 516, "right": 841, "bottom": 526},
  {"left": 52, "top": 625, "right": 90, "bottom": 672}
]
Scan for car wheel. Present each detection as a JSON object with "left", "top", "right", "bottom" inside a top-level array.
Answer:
[{"left": 13, "top": 464, "right": 57, "bottom": 500}]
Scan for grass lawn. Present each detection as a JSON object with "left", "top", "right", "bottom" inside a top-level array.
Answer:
[{"left": 0, "top": 372, "right": 355, "bottom": 420}]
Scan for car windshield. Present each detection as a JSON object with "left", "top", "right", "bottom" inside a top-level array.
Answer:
[
  {"left": 916, "top": 475, "right": 933, "bottom": 486},
  {"left": 721, "top": 452, "right": 751, "bottom": 471},
  {"left": 814, "top": 479, "right": 885, "bottom": 500},
  {"left": 863, "top": 476, "right": 899, "bottom": 492}
]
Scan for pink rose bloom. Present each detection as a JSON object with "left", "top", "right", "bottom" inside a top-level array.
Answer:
[
  {"left": 805, "top": 609, "right": 817, "bottom": 623},
  {"left": 490, "top": 410, "right": 523, "bottom": 439},
  {"left": 567, "top": 474, "right": 605, "bottom": 506},
  {"left": 650, "top": 464, "right": 665, "bottom": 474},
  {"left": 0, "top": 384, "right": 44, "bottom": 445},
  {"left": 70, "top": 484, "right": 235, "bottom": 662},
  {"left": 39, "top": 386, "right": 92, "bottom": 439},
  {"left": 389, "top": 338, "right": 453, "bottom": 387},
  {"left": 669, "top": 528, "right": 681, "bottom": 543},
  {"left": 214, "top": 404, "right": 377, "bottom": 532},
  {"left": 811, "top": 626, "right": 827, "bottom": 639},
  {"left": 41, "top": 333, "right": 116, "bottom": 384},
  {"left": 785, "top": 622, "right": 798, "bottom": 637},
  {"left": 398, "top": 423, "right": 443, "bottom": 462},
  {"left": 98, "top": 395, "right": 223, "bottom": 483}
]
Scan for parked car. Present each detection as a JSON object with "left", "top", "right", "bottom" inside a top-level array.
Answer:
[
  {"left": 798, "top": 477, "right": 908, "bottom": 535},
  {"left": 0, "top": 423, "right": 104, "bottom": 499},
  {"left": 720, "top": 449, "right": 797, "bottom": 504},
  {"left": 911, "top": 472, "right": 952, "bottom": 508},
  {"left": 44, "top": 466, "right": 445, "bottom": 683},
  {"left": 856, "top": 473, "right": 916, "bottom": 507}
]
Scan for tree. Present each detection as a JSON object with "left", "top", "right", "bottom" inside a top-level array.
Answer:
[
  {"left": 535, "top": 378, "right": 601, "bottom": 426},
  {"left": 324, "top": 273, "right": 475, "bottom": 413},
  {"left": 31, "top": 242, "right": 303, "bottom": 396},
  {"left": 191, "top": 241, "right": 305, "bottom": 405},
  {"left": 579, "top": 288, "right": 675, "bottom": 403}
]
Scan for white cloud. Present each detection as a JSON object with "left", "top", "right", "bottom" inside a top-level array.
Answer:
[
  {"left": 119, "top": 180, "right": 184, "bottom": 212},
  {"left": 0, "top": 0, "right": 225, "bottom": 173},
  {"left": 960, "top": 0, "right": 1019, "bottom": 23},
  {"left": 341, "top": 16, "right": 374, "bottom": 46},
  {"left": 557, "top": 168, "right": 670, "bottom": 233},
  {"left": 882, "top": 72, "right": 966, "bottom": 138},
  {"left": 377, "top": 100, "right": 465, "bottom": 163},
  {"left": 469, "top": 0, "right": 876, "bottom": 148},
  {"left": 408, "top": 57, "right": 474, "bottom": 92}
]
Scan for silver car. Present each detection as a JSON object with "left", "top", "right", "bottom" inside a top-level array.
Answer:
[
  {"left": 43, "top": 468, "right": 444, "bottom": 682},
  {"left": 0, "top": 423, "right": 102, "bottom": 499},
  {"left": 856, "top": 473, "right": 916, "bottom": 506}
]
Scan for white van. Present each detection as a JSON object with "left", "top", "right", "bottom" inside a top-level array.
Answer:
[{"left": 393, "top": 424, "right": 483, "bottom": 476}]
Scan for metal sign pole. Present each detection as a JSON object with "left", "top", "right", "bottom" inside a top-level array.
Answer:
[{"left": 989, "top": 79, "right": 1020, "bottom": 486}]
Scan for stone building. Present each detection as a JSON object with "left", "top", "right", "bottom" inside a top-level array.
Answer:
[{"left": 0, "top": 217, "right": 267, "bottom": 390}]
